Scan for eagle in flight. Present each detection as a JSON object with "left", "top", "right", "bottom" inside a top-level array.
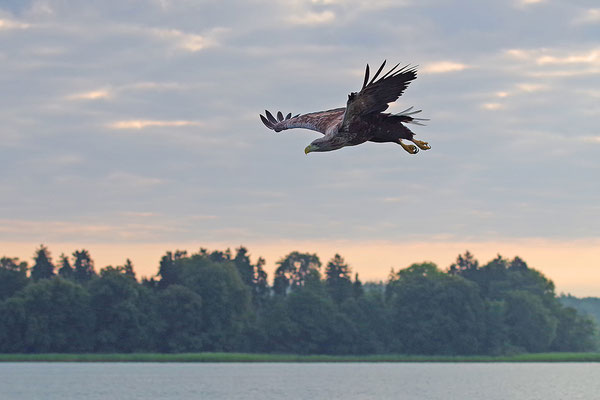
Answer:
[{"left": 260, "top": 60, "right": 430, "bottom": 155}]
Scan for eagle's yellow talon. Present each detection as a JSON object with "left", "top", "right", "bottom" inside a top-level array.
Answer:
[
  {"left": 411, "top": 139, "right": 431, "bottom": 150},
  {"left": 399, "top": 140, "right": 419, "bottom": 154}
]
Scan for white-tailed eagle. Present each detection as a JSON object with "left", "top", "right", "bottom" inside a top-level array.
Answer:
[{"left": 260, "top": 60, "right": 430, "bottom": 155}]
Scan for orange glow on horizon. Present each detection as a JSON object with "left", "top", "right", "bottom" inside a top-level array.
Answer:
[{"left": 2, "top": 238, "right": 599, "bottom": 297}]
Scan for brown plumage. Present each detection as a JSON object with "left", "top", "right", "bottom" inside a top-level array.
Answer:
[{"left": 260, "top": 60, "right": 431, "bottom": 155}]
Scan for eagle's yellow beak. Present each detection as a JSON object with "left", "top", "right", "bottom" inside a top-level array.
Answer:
[{"left": 304, "top": 145, "right": 312, "bottom": 155}]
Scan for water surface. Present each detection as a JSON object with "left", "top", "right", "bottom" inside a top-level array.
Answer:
[{"left": 1, "top": 362, "right": 598, "bottom": 400}]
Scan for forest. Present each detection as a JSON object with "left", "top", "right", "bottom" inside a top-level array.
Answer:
[{"left": 0, "top": 246, "right": 598, "bottom": 355}]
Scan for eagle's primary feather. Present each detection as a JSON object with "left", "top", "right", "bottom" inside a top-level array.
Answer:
[{"left": 260, "top": 60, "right": 430, "bottom": 155}]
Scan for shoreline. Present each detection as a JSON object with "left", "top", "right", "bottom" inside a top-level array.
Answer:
[{"left": 1, "top": 352, "right": 600, "bottom": 363}]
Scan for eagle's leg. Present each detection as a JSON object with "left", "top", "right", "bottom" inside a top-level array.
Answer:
[
  {"left": 410, "top": 138, "right": 431, "bottom": 150},
  {"left": 398, "top": 139, "right": 419, "bottom": 154}
]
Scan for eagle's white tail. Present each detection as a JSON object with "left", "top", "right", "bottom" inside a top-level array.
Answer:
[{"left": 393, "top": 106, "right": 429, "bottom": 126}]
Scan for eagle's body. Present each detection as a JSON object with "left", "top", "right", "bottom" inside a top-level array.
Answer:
[{"left": 260, "top": 61, "right": 430, "bottom": 155}]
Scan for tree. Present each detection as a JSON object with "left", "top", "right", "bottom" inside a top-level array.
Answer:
[
  {"left": 233, "top": 247, "right": 254, "bottom": 286},
  {"left": 482, "top": 300, "right": 509, "bottom": 355},
  {"left": 0, "top": 296, "right": 28, "bottom": 352},
  {"left": 157, "top": 250, "right": 187, "bottom": 288},
  {"left": 387, "top": 262, "right": 485, "bottom": 354},
  {"left": 72, "top": 249, "right": 95, "bottom": 283},
  {"left": 0, "top": 257, "right": 28, "bottom": 300},
  {"left": 166, "top": 251, "right": 252, "bottom": 351},
  {"left": 352, "top": 273, "right": 364, "bottom": 298},
  {"left": 262, "top": 282, "right": 356, "bottom": 354},
  {"left": 252, "top": 257, "right": 270, "bottom": 307},
  {"left": 339, "top": 289, "right": 389, "bottom": 354},
  {"left": 19, "top": 278, "right": 94, "bottom": 352},
  {"left": 209, "top": 249, "right": 232, "bottom": 263},
  {"left": 156, "top": 285, "right": 203, "bottom": 352},
  {"left": 504, "top": 290, "right": 558, "bottom": 352},
  {"left": 509, "top": 256, "right": 528, "bottom": 271},
  {"left": 448, "top": 250, "right": 479, "bottom": 276},
  {"left": 324, "top": 254, "right": 353, "bottom": 304},
  {"left": 30, "top": 245, "right": 54, "bottom": 281},
  {"left": 57, "top": 253, "right": 73, "bottom": 279},
  {"left": 551, "top": 305, "right": 598, "bottom": 352},
  {"left": 273, "top": 251, "right": 321, "bottom": 296},
  {"left": 89, "top": 268, "right": 155, "bottom": 352},
  {"left": 101, "top": 259, "right": 136, "bottom": 280},
  {"left": 233, "top": 247, "right": 270, "bottom": 306},
  {"left": 121, "top": 259, "right": 136, "bottom": 279},
  {"left": 560, "top": 295, "right": 600, "bottom": 326}
]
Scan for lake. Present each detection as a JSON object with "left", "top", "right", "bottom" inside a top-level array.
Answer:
[{"left": 1, "top": 362, "right": 599, "bottom": 399}]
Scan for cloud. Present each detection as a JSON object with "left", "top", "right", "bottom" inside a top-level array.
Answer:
[
  {"left": 507, "top": 47, "right": 600, "bottom": 66},
  {"left": 67, "top": 89, "right": 111, "bottom": 100},
  {"left": 104, "top": 172, "right": 164, "bottom": 188},
  {"left": 422, "top": 61, "right": 469, "bottom": 74},
  {"left": 123, "top": 81, "right": 186, "bottom": 91},
  {"left": 515, "top": 83, "right": 548, "bottom": 92},
  {"left": 120, "top": 211, "right": 160, "bottom": 218},
  {"left": 288, "top": 10, "right": 335, "bottom": 25},
  {"left": 150, "top": 27, "right": 211, "bottom": 52},
  {"left": 537, "top": 49, "right": 600, "bottom": 65},
  {"left": 504, "top": 47, "right": 600, "bottom": 77},
  {"left": 517, "top": 0, "right": 545, "bottom": 5},
  {"left": 107, "top": 120, "right": 202, "bottom": 129},
  {"left": 582, "top": 136, "right": 600, "bottom": 144},
  {"left": 0, "top": 18, "right": 30, "bottom": 30},
  {"left": 481, "top": 103, "right": 504, "bottom": 110},
  {"left": 139, "top": 26, "right": 228, "bottom": 52},
  {"left": 573, "top": 8, "right": 600, "bottom": 25},
  {"left": 0, "top": 218, "right": 181, "bottom": 241}
]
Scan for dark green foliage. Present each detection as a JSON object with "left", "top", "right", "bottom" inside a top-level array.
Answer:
[
  {"left": 15, "top": 278, "right": 93, "bottom": 352},
  {"left": 233, "top": 247, "right": 270, "bottom": 307},
  {"left": 155, "top": 251, "right": 253, "bottom": 351},
  {"left": 504, "top": 290, "right": 557, "bottom": 352},
  {"left": 0, "top": 297, "right": 28, "bottom": 352},
  {"left": 387, "top": 262, "right": 485, "bottom": 354},
  {"left": 338, "top": 291, "right": 389, "bottom": 354},
  {"left": 273, "top": 251, "right": 321, "bottom": 296},
  {"left": 183, "top": 254, "right": 252, "bottom": 350},
  {"left": 449, "top": 251, "right": 589, "bottom": 354},
  {"left": 57, "top": 253, "right": 73, "bottom": 279},
  {"left": 0, "top": 257, "right": 28, "bottom": 300},
  {"left": 482, "top": 300, "right": 509, "bottom": 355},
  {"left": 157, "top": 250, "right": 187, "bottom": 288},
  {"left": 72, "top": 250, "right": 96, "bottom": 283},
  {"left": 0, "top": 247, "right": 596, "bottom": 355},
  {"left": 551, "top": 305, "right": 598, "bottom": 352},
  {"left": 560, "top": 295, "right": 600, "bottom": 325},
  {"left": 325, "top": 254, "right": 353, "bottom": 304},
  {"left": 30, "top": 245, "right": 55, "bottom": 281},
  {"left": 261, "top": 282, "right": 355, "bottom": 354},
  {"left": 89, "top": 267, "right": 156, "bottom": 352},
  {"left": 156, "top": 285, "right": 203, "bottom": 352}
]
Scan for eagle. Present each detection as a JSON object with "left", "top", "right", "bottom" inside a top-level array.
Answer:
[{"left": 260, "top": 60, "right": 430, "bottom": 155}]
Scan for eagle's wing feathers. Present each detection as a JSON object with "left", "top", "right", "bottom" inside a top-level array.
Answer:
[
  {"left": 342, "top": 61, "right": 417, "bottom": 131},
  {"left": 260, "top": 108, "right": 345, "bottom": 134}
]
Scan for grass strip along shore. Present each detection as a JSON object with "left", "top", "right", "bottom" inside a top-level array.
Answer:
[{"left": 1, "top": 352, "right": 600, "bottom": 363}]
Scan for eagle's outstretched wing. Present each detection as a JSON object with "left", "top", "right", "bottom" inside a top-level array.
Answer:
[
  {"left": 260, "top": 108, "right": 345, "bottom": 134},
  {"left": 341, "top": 61, "right": 417, "bottom": 131}
]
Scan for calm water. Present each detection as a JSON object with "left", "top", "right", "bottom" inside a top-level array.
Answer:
[{"left": 1, "top": 362, "right": 599, "bottom": 400}]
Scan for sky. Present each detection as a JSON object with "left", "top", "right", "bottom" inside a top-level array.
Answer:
[{"left": 1, "top": 0, "right": 599, "bottom": 295}]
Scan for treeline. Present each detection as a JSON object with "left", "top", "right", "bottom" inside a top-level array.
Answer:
[
  {"left": 560, "top": 295, "right": 600, "bottom": 326},
  {"left": 0, "top": 246, "right": 597, "bottom": 355}
]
